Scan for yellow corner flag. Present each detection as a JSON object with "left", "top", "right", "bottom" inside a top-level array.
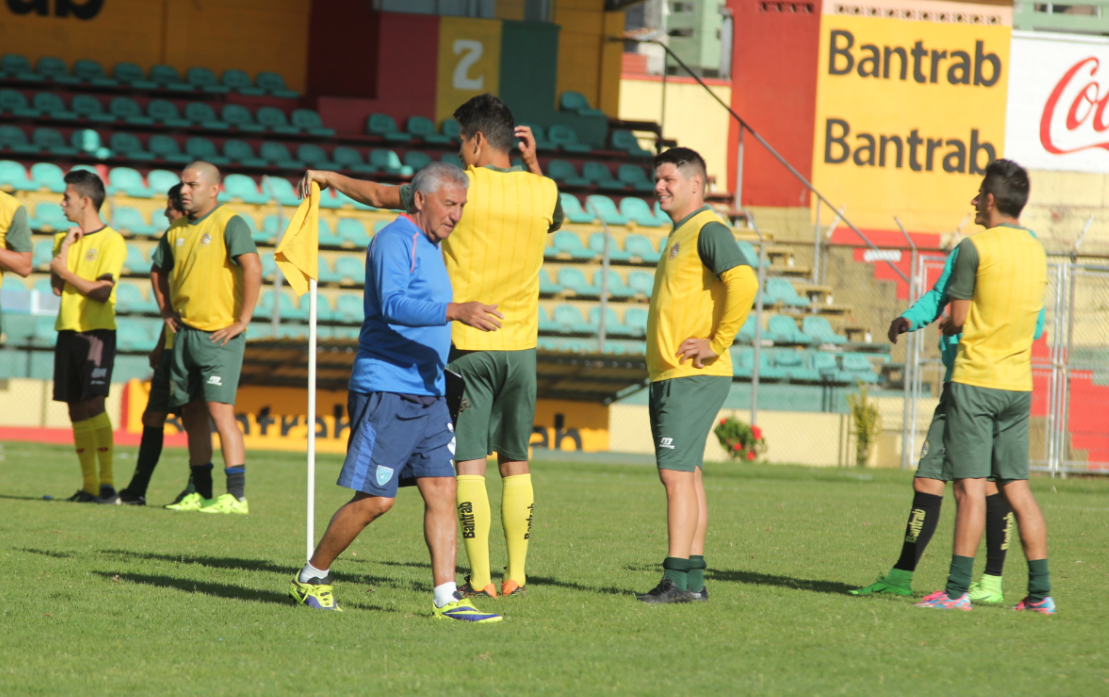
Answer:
[{"left": 274, "top": 182, "right": 320, "bottom": 297}]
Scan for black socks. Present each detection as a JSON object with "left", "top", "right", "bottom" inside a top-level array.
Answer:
[
  {"left": 124, "top": 426, "right": 164, "bottom": 496},
  {"left": 893, "top": 491, "right": 944, "bottom": 572},
  {"left": 984, "top": 493, "right": 1013, "bottom": 577},
  {"left": 191, "top": 463, "right": 214, "bottom": 500},
  {"left": 225, "top": 466, "right": 246, "bottom": 500}
]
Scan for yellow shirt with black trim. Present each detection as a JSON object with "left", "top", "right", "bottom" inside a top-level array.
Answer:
[
  {"left": 948, "top": 222, "right": 1047, "bottom": 392},
  {"left": 0, "top": 190, "right": 32, "bottom": 292},
  {"left": 53, "top": 225, "right": 127, "bottom": 332},
  {"left": 401, "top": 164, "right": 562, "bottom": 351},
  {"left": 647, "top": 206, "right": 758, "bottom": 382},
  {"left": 151, "top": 205, "right": 257, "bottom": 332}
]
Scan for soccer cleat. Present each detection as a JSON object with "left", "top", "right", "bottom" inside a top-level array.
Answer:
[
  {"left": 65, "top": 490, "right": 99, "bottom": 503},
  {"left": 169, "top": 486, "right": 193, "bottom": 505},
  {"left": 197, "top": 493, "right": 249, "bottom": 515},
  {"left": 914, "top": 590, "right": 973, "bottom": 611},
  {"left": 433, "top": 596, "right": 503, "bottom": 623},
  {"left": 848, "top": 570, "right": 913, "bottom": 596},
  {"left": 458, "top": 575, "right": 497, "bottom": 599},
  {"left": 689, "top": 586, "right": 709, "bottom": 601},
  {"left": 636, "top": 578, "right": 692, "bottom": 604},
  {"left": 501, "top": 580, "right": 526, "bottom": 597},
  {"left": 1013, "top": 596, "right": 1056, "bottom": 615},
  {"left": 968, "top": 574, "right": 1005, "bottom": 605},
  {"left": 117, "top": 490, "right": 147, "bottom": 506},
  {"left": 164, "top": 492, "right": 211, "bottom": 511},
  {"left": 97, "top": 492, "right": 120, "bottom": 505},
  {"left": 289, "top": 576, "right": 342, "bottom": 611}
]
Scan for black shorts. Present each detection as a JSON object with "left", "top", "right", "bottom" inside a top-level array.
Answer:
[{"left": 53, "top": 329, "right": 116, "bottom": 403}]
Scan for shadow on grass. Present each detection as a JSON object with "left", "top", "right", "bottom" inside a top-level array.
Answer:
[
  {"left": 0, "top": 494, "right": 53, "bottom": 501},
  {"left": 377, "top": 559, "right": 628, "bottom": 595},
  {"left": 707, "top": 568, "right": 857, "bottom": 595},
  {"left": 18, "top": 548, "right": 75, "bottom": 558}
]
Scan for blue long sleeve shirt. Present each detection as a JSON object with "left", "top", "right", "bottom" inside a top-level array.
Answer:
[
  {"left": 901, "top": 229, "right": 1045, "bottom": 383},
  {"left": 349, "top": 216, "right": 453, "bottom": 396}
]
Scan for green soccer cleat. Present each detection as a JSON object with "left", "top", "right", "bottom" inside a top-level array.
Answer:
[
  {"left": 164, "top": 492, "right": 212, "bottom": 511},
  {"left": 197, "top": 493, "right": 249, "bottom": 515},
  {"left": 848, "top": 569, "right": 914, "bottom": 596},
  {"left": 433, "top": 596, "right": 503, "bottom": 623},
  {"left": 290, "top": 576, "right": 343, "bottom": 611},
  {"left": 968, "top": 574, "right": 1005, "bottom": 605}
]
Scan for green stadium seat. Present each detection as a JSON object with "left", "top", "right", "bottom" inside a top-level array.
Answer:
[
  {"left": 0, "top": 126, "right": 36, "bottom": 154},
  {"left": 548, "top": 124, "right": 591, "bottom": 153},
  {"left": 222, "top": 174, "right": 269, "bottom": 205},
  {"left": 737, "top": 315, "right": 758, "bottom": 343},
  {"left": 114, "top": 283, "right": 158, "bottom": 314},
  {"left": 0, "top": 89, "right": 38, "bottom": 117},
  {"left": 318, "top": 188, "right": 341, "bottom": 209},
  {"left": 0, "top": 160, "right": 33, "bottom": 190},
  {"left": 124, "top": 244, "right": 151, "bottom": 273},
  {"left": 185, "top": 137, "right": 230, "bottom": 166},
  {"left": 1, "top": 54, "right": 39, "bottom": 81},
  {"left": 110, "top": 133, "right": 155, "bottom": 161},
  {"left": 151, "top": 209, "right": 170, "bottom": 231},
  {"left": 108, "top": 97, "right": 154, "bottom": 125},
  {"left": 256, "top": 215, "right": 281, "bottom": 244},
  {"left": 314, "top": 219, "right": 342, "bottom": 247},
  {"left": 551, "top": 231, "right": 595, "bottom": 260},
  {"left": 335, "top": 257, "right": 366, "bottom": 285},
  {"left": 3, "top": 314, "right": 36, "bottom": 345},
  {"left": 737, "top": 239, "right": 768, "bottom": 267},
  {"left": 618, "top": 164, "right": 654, "bottom": 192},
  {"left": 108, "top": 167, "right": 152, "bottom": 197},
  {"left": 29, "top": 128, "right": 74, "bottom": 157},
  {"left": 68, "top": 129, "right": 102, "bottom": 157},
  {"left": 842, "top": 353, "right": 878, "bottom": 383},
  {"left": 73, "top": 59, "right": 116, "bottom": 87},
  {"left": 71, "top": 94, "right": 113, "bottom": 122},
  {"left": 537, "top": 306, "right": 558, "bottom": 332},
  {"left": 260, "top": 141, "right": 303, "bottom": 169},
  {"left": 406, "top": 116, "right": 450, "bottom": 144},
  {"left": 37, "top": 56, "right": 79, "bottom": 85},
  {"left": 557, "top": 267, "right": 598, "bottom": 297},
  {"left": 589, "top": 307, "right": 633, "bottom": 337},
  {"left": 611, "top": 129, "right": 653, "bottom": 158},
  {"left": 438, "top": 153, "right": 463, "bottom": 168},
  {"left": 585, "top": 195, "right": 629, "bottom": 226},
  {"left": 765, "top": 278, "right": 810, "bottom": 307},
  {"left": 259, "top": 251, "right": 276, "bottom": 280},
  {"left": 559, "top": 193, "right": 596, "bottom": 224},
  {"left": 30, "top": 202, "right": 68, "bottom": 231},
  {"left": 624, "top": 307, "right": 648, "bottom": 337},
  {"left": 33, "top": 278, "right": 54, "bottom": 295},
  {"left": 218, "top": 69, "right": 259, "bottom": 95},
  {"left": 802, "top": 316, "right": 848, "bottom": 345},
  {"left": 332, "top": 146, "right": 373, "bottom": 173},
  {"left": 593, "top": 269, "right": 635, "bottom": 298},
  {"left": 33, "top": 92, "right": 76, "bottom": 119},
  {"left": 291, "top": 109, "right": 335, "bottom": 137},
  {"left": 147, "top": 99, "right": 191, "bottom": 128},
  {"left": 651, "top": 201, "right": 671, "bottom": 226},
  {"left": 148, "top": 135, "right": 190, "bottom": 164},
  {"left": 774, "top": 350, "right": 820, "bottom": 381},
  {"left": 620, "top": 198, "right": 662, "bottom": 227},
  {"left": 367, "top": 113, "right": 411, "bottom": 142},
  {"left": 256, "top": 106, "right": 299, "bottom": 135},
  {"left": 222, "top": 104, "right": 263, "bottom": 132},
  {"left": 31, "top": 314, "right": 58, "bottom": 348},
  {"left": 32, "top": 239, "right": 55, "bottom": 267},
  {"left": 551, "top": 305, "right": 594, "bottom": 334},
  {"left": 113, "top": 62, "right": 155, "bottom": 89},
  {"left": 118, "top": 206, "right": 159, "bottom": 237},
  {"left": 261, "top": 176, "right": 300, "bottom": 206},
  {"left": 256, "top": 71, "right": 298, "bottom": 98},
  {"left": 30, "top": 162, "right": 66, "bottom": 192},
  {"left": 812, "top": 352, "right": 840, "bottom": 380},
  {"left": 547, "top": 160, "right": 589, "bottom": 187},
  {"left": 148, "top": 64, "right": 191, "bottom": 91},
  {"left": 334, "top": 190, "right": 376, "bottom": 211},
  {"left": 539, "top": 268, "right": 560, "bottom": 294},
  {"left": 521, "top": 123, "right": 556, "bottom": 151},
  {"left": 560, "top": 91, "right": 605, "bottom": 118},
  {"left": 441, "top": 118, "right": 461, "bottom": 142},
  {"left": 766, "top": 315, "right": 810, "bottom": 345},
  {"left": 627, "top": 270, "right": 655, "bottom": 296},
  {"left": 404, "top": 151, "right": 432, "bottom": 171},
  {"left": 117, "top": 320, "right": 156, "bottom": 352},
  {"left": 369, "top": 149, "right": 412, "bottom": 176},
  {"left": 223, "top": 139, "right": 267, "bottom": 167},
  {"left": 258, "top": 290, "right": 308, "bottom": 321},
  {"left": 336, "top": 219, "right": 371, "bottom": 248},
  {"left": 186, "top": 67, "right": 230, "bottom": 93},
  {"left": 587, "top": 232, "right": 633, "bottom": 262},
  {"left": 184, "top": 101, "right": 228, "bottom": 129},
  {"left": 582, "top": 162, "right": 624, "bottom": 191},
  {"left": 335, "top": 294, "right": 363, "bottom": 324},
  {"left": 298, "top": 144, "right": 338, "bottom": 170}
]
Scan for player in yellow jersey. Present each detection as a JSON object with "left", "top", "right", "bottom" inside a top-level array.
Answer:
[
  {"left": 915, "top": 159, "right": 1056, "bottom": 614},
  {"left": 49, "top": 170, "right": 127, "bottom": 503},
  {"left": 151, "top": 162, "right": 261, "bottom": 515},
  {"left": 0, "top": 188, "right": 33, "bottom": 336},
  {"left": 636, "top": 148, "right": 759, "bottom": 604},
  {"left": 298, "top": 94, "right": 562, "bottom": 598}
]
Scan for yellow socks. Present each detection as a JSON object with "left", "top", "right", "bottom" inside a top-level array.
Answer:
[
  {"left": 456, "top": 474, "right": 492, "bottom": 589},
  {"left": 501, "top": 473, "right": 534, "bottom": 586},
  {"left": 72, "top": 419, "right": 98, "bottom": 495},
  {"left": 89, "top": 412, "right": 114, "bottom": 489}
]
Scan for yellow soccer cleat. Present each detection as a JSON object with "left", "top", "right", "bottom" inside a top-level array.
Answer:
[
  {"left": 197, "top": 493, "right": 249, "bottom": 515},
  {"left": 433, "top": 597, "right": 503, "bottom": 623},
  {"left": 164, "top": 492, "right": 211, "bottom": 512}
]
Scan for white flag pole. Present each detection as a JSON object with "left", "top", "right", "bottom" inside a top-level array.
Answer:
[{"left": 306, "top": 277, "right": 318, "bottom": 561}]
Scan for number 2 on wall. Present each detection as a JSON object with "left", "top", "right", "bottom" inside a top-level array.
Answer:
[{"left": 453, "top": 39, "right": 485, "bottom": 91}]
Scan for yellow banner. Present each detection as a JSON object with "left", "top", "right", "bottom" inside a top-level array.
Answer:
[
  {"left": 436, "top": 17, "right": 503, "bottom": 126},
  {"left": 811, "top": 13, "right": 1011, "bottom": 232}
]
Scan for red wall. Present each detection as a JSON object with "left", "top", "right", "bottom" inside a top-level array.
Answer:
[{"left": 726, "top": 0, "right": 822, "bottom": 207}]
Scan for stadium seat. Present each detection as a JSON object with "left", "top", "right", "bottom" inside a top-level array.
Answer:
[
  {"left": 0, "top": 89, "right": 38, "bottom": 117},
  {"left": 28, "top": 128, "right": 73, "bottom": 157},
  {"left": 72, "top": 94, "right": 113, "bottom": 122},
  {"left": 812, "top": 352, "right": 840, "bottom": 380},
  {"left": 314, "top": 219, "right": 342, "bottom": 247},
  {"left": 260, "top": 141, "right": 303, "bottom": 169},
  {"left": 548, "top": 125, "right": 591, "bottom": 153},
  {"left": 148, "top": 135, "right": 190, "bottom": 164},
  {"left": 37, "top": 56, "right": 78, "bottom": 85},
  {"left": 258, "top": 290, "right": 308, "bottom": 321},
  {"left": 256, "top": 71, "right": 299, "bottom": 98},
  {"left": 150, "top": 208, "right": 170, "bottom": 232},
  {"left": 318, "top": 188, "right": 341, "bottom": 209},
  {"left": 187, "top": 67, "right": 230, "bottom": 93},
  {"left": 620, "top": 198, "right": 662, "bottom": 227},
  {"left": 586, "top": 195, "right": 630, "bottom": 225},
  {"left": 336, "top": 219, "right": 371, "bottom": 248},
  {"left": 802, "top": 316, "right": 848, "bottom": 345},
  {"left": 334, "top": 294, "right": 363, "bottom": 324},
  {"left": 109, "top": 97, "right": 154, "bottom": 125},
  {"left": 522, "top": 124, "right": 556, "bottom": 151},
  {"left": 332, "top": 146, "right": 374, "bottom": 173},
  {"left": 221, "top": 69, "right": 263, "bottom": 96},
  {"left": 618, "top": 164, "right": 654, "bottom": 192},
  {"left": 593, "top": 269, "right": 635, "bottom": 298},
  {"left": 106, "top": 167, "right": 150, "bottom": 197},
  {"left": 147, "top": 99, "right": 191, "bottom": 128},
  {"left": 298, "top": 144, "right": 338, "bottom": 170},
  {"left": 184, "top": 101, "right": 228, "bottom": 129},
  {"left": 1, "top": 54, "right": 38, "bottom": 81},
  {"left": 33, "top": 92, "right": 76, "bottom": 119},
  {"left": 32, "top": 239, "right": 54, "bottom": 267},
  {"left": 650, "top": 202, "right": 671, "bottom": 226},
  {"left": 115, "top": 208, "right": 156, "bottom": 236},
  {"left": 765, "top": 278, "right": 810, "bottom": 307},
  {"left": 624, "top": 234, "right": 661, "bottom": 263},
  {"left": 259, "top": 251, "right": 276, "bottom": 280},
  {"left": 439, "top": 153, "right": 464, "bottom": 168},
  {"left": 548, "top": 160, "right": 590, "bottom": 187},
  {"left": 557, "top": 268, "right": 599, "bottom": 297},
  {"left": 0, "top": 160, "right": 33, "bottom": 190},
  {"left": 257, "top": 215, "right": 282, "bottom": 244},
  {"left": 222, "top": 104, "right": 263, "bottom": 131},
  {"left": 587, "top": 232, "right": 633, "bottom": 262},
  {"left": 560, "top": 91, "right": 605, "bottom": 118},
  {"left": 611, "top": 129, "right": 654, "bottom": 158},
  {"left": 313, "top": 257, "right": 338, "bottom": 284},
  {"left": 539, "top": 268, "right": 561, "bottom": 294},
  {"left": 256, "top": 106, "right": 299, "bottom": 135},
  {"left": 406, "top": 116, "right": 450, "bottom": 144},
  {"left": 114, "top": 283, "right": 158, "bottom": 314},
  {"left": 335, "top": 257, "right": 366, "bottom": 285},
  {"left": 113, "top": 62, "right": 155, "bottom": 89},
  {"left": 842, "top": 353, "right": 878, "bottom": 383},
  {"left": 73, "top": 59, "right": 116, "bottom": 87},
  {"left": 774, "top": 350, "right": 821, "bottom": 381},
  {"left": 737, "top": 314, "right": 758, "bottom": 343},
  {"left": 30, "top": 202, "right": 68, "bottom": 231},
  {"left": 403, "top": 151, "right": 432, "bottom": 172},
  {"left": 551, "top": 304, "right": 595, "bottom": 334},
  {"left": 261, "top": 176, "right": 300, "bottom": 206},
  {"left": 148, "top": 64, "right": 191, "bottom": 91},
  {"left": 222, "top": 139, "right": 266, "bottom": 167},
  {"left": 0, "top": 126, "right": 36, "bottom": 154},
  {"left": 3, "top": 313, "right": 36, "bottom": 345},
  {"left": 438, "top": 118, "right": 460, "bottom": 142},
  {"left": 291, "top": 109, "right": 335, "bottom": 136},
  {"left": 551, "top": 231, "right": 595, "bottom": 260},
  {"left": 731, "top": 348, "right": 784, "bottom": 380},
  {"left": 110, "top": 133, "right": 155, "bottom": 160},
  {"left": 369, "top": 149, "right": 412, "bottom": 176},
  {"left": 628, "top": 270, "right": 655, "bottom": 297},
  {"left": 367, "top": 114, "right": 410, "bottom": 142},
  {"left": 334, "top": 190, "right": 376, "bottom": 211},
  {"left": 30, "top": 162, "right": 66, "bottom": 192},
  {"left": 766, "top": 315, "right": 811, "bottom": 344},
  {"left": 591, "top": 307, "right": 634, "bottom": 336},
  {"left": 116, "top": 320, "right": 156, "bottom": 352},
  {"left": 222, "top": 174, "right": 269, "bottom": 204},
  {"left": 737, "top": 239, "right": 768, "bottom": 267},
  {"left": 30, "top": 314, "right": 58, "bottom": 348},
  {"left": 185, "top": 137, "right": 230, "bottom": 166},
  {"left": 582, "top": 162, "right": 624, "bottom": 191},
  {"left": 537, "top": 306, "right": 558, "bottom": 333},
  {"left": 124, "top": 244, "right": 151, "bottom": 273}
]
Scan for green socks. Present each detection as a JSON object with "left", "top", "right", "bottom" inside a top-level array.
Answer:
[
  {"left": 1027, "top": 559, "right": 1051, "bottom": 601},
  {"left": 945, "top": 555, "right": 975, "bottom": 598},
  {"left": 687, "top": 555, "right": 706, "bottom": 591},
  {"left": 662, "top": 557, "right": 692, "bottom": 591}
]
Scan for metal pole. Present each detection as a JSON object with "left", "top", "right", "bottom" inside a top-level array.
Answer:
[
  {"left": 813, "top": 198, "right": 821, "bottom": 285},
  {"left": 744, "top": 207, "right": 766, "bottom": 426},
  {"left": 306, "top": 277, "right": 317, "bottom": 560},
  {"left": 735, "top": 125, "right": 745, "bottom": 215},
  {"left": 895, "top": 217, "right": 918, "bottom": 470},
  {"left": 660, "top": 51, "right": 667, "bottom": 152},
  {"left": 588, "top": 199, "right": 611, "bottom": 352}
]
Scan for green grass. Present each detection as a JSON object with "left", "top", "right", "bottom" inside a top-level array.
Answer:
[{"left": 1, "top": 442, "right": 1108, "bottom": 695}]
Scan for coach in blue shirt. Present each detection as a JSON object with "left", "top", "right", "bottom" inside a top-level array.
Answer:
[{"left": 290, "top": 163, "right": 505, "bottom": 622}]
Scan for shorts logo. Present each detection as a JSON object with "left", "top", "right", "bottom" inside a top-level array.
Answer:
[
  {"left": 91, "top": 368, "right": 107, "bottom": 378},
  {"left": 448, "top": 436, "right": 456, "bottom": 455},
  {"left": 375, "top": 465, "right": 394, "bottom": 487},
  {"left": 200, "top": 233, "right": 212, "bottom": 246},
  {"left": 669, "top": 242, "right": 680, "bottom": 259},
  {"left": 920, "top": 440, "right": 930, "bottom": 459},
  {"left": 84, "top": 248, "right": 97, "bottom": 262},
  {"left": 207, "top": 375, "right": 222, "bottom": 385},
  {"left": 447, "top": 422, "right": 454, "bottom": 432},
  {"left": 659, "top": 437, "right": 675, "bottom": 450}
]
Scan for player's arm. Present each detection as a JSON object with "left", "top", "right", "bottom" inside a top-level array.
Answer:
[
  {"left": 149, "top": 235, "right": 180, "bottom": 332},
  {"left": 0, "top": 206, "right": 33, "bottom": 277},
  {"left": 890, "top": 247, "right": 961, "bottom": 343},
  {"left": 50, "top": 229, "right": 115, "bottom": 302},
  {"left": 515, "top": 126, "right": 543, "bottom": 176},
  {"left": 941, "top": 239, "right": 978, "bottom": 336},
  {"left": 212, "top": 216, "right": 261, "bottom": 346},
  {"left": 297, "top": 170, "right": 403, "bottom": 210}
]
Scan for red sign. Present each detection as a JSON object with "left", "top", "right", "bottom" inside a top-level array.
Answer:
[{"left": 1040, "top": 56, "right": 1109, "bottom": 155}]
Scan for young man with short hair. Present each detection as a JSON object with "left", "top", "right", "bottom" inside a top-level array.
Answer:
[
  {"left": 637, "top": 147, "right": 758, "bottom": 603},
  {"left": 0, "top": 188, "right": 33, "bottom": 335},
  {"left": 916, "top": 159, "right": 1056, "bottom": 614},
  {"left": 50, "top": 169, "right": 127, "bottom": 502}
]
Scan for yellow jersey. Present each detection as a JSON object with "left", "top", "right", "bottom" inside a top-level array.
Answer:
[
  {"left": 151, "top": 206, "right": 256, "bottom": 332},
  {"left": 949, "top": 223, "right": 1047, "bottom": 392},
  {"left": 0, "top": 191, "right": 32, "bottom": 291},
  {"left": 53, "top": 225, "right": 127, "bottom": 332}
]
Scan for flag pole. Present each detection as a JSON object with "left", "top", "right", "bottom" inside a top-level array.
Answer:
[{"left": 306, "top": 277, "right": 318, "bottom": 561}]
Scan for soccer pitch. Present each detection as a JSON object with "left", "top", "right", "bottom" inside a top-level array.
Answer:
[{"left": 1, "top": 442, "right": 1107, "bottom": 695}]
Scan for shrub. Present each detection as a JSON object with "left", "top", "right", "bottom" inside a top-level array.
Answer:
[{"left": 714, "top": 415, "right": 767, "bottom": 462}]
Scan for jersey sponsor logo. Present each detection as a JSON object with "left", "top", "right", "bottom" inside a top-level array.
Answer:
[
  {"left": 200, "top": 233, "right": 212, "bottom": 246},
  {"left": 375, "top": 465, "right": 394, "bottom": 487},
  {"left": 458, "top": 501, "right": 476, "bottom": 538},
  {"left": 85, "top": 248, "right": 97, "bottom": 262},
  {"left": 669, "top": 242, "right": 680, "bottom": 259},
  {"left": 524, "top": 502, "right": 534, "bottom": 540},
  {"left": 659, "top": 436, "right": 675, "bottom": 449},
  {"left": 207, "top": 375, "right": 222, "bottom": 385},
  {"left": 905, "top": 508, "right": 926, "bottom": 543}
]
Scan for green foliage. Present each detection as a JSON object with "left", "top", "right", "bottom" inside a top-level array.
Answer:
[
  {"left": 846, "top": 382, "right": 883, "bottom": 467},
  {"left": 713, "top": 415, "right": 767, "bottom": 462}
]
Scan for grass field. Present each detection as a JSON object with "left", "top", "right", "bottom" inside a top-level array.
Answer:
[{"left": 1, "top": 441, "right": 1107, "bottom": 695}]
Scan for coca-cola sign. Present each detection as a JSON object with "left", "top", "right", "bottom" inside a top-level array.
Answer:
[{"left": 1040, "top": 57, "right": 1109, "bottom": 155}]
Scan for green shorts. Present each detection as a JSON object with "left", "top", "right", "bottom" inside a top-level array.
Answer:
[
  {"left": 942, "top": 382, "right": 1032, "bottom": 481},
  {"left": 169, "top": 325, "right": 245, "bottom": 407},
  {"left": 447, "top": 347, "right": 537, "bottom": 462},
  {"left": 649, "top": 375, "right": 732, "bottom": 472},
  {"left": 915, "top": 383, "right": 952, "bottom": 481},
  {"left": 145, "top": 347, "right": 179, "bottom": 415}
]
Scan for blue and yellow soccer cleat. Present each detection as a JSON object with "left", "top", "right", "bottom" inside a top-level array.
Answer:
[
  {"left": 165, "top": 492, "right": 211, "bottom": 511},
  {"left": 968, "top": 574, "right": 1005, "bottom": 605},
  {"left": 197, "top": 493, "right": 249, "bottom": 515},
  {"left": 433, "top": 597, "right": 503, "bottom": 623},
  {"left": 848, "top": 569, "right": 913, "bottom": 596},
  {"left": 914, "top": 590, "right": 972, "bottom": 611},
  {"left": 290, "top": 577, "right": 343, "bottom": 611},
  {"left": 1013, "top": 596, "right": 1056, "bottom": 615}
]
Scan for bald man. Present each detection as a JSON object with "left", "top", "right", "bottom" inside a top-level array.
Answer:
[{"left": 151, "top": 161, "right": 261, "bottom": 514}]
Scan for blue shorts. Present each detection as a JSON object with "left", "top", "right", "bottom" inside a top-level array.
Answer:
[{"left": 338, "top": 391, "right": 456, "bottom": 498}]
